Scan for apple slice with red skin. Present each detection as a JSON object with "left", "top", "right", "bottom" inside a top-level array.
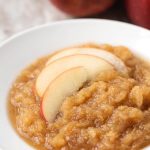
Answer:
[
  {"left": 36, "top": 54, "right": 113, "bottom": 97},
  {"left": 41, "top": 66, "right": 88, "bottom": 122},
  {"left": 46, "top": 47, "right": 128, "bottom": 76}
]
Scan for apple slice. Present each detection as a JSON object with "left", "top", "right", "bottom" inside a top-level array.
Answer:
[
  {"left": 41, "top": 66, "right": 88, "bottom": 122},
  {"left": 46, "top": 47, "right": 128, "bottom": 75},
  {"left": 36, "top": 54, "right": 113, "bottom": 97}
]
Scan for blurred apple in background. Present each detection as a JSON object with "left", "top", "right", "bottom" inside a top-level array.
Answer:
[
  {"left": 51, "top": 0, "right": 116, "bottom": 17},
  {"left": 125, "top": 0, "right": 150, "bottom": 29}
]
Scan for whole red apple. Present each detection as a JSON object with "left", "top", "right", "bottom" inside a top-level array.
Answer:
[
  {"left": 51, "top": 0, "right": 116, "bottom": 17},
  {"left": 125, "top": 0, "right": 150, "bottom": 29}
]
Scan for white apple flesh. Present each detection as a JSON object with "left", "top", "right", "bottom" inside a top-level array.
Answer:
[
  {"left": 36, "top": 54, "right": 113, "bottom": 97},
  {"left": 41, "top": 67, "right": 88, "bottom": 122},
  {"left": 46, "top": 47, "right": 128, "bottom": 75}
]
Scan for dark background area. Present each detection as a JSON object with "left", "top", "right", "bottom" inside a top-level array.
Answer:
[{"left": 89, "top": 0, "right": 130, "bottom": 23}]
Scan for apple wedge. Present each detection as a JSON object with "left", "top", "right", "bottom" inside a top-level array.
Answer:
[
  {"left": 41, "top": 67, "right": 88, "bottom": 122},
  {"left": 36, "top": 54, "right": 113, "bottom": 97},
  {"left": 46, "top": 47, "right": 128, "bottom": 75}
]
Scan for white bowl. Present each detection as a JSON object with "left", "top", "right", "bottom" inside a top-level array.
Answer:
[{"left": 0, "top": 19, "right": 150, "bottom": 150}]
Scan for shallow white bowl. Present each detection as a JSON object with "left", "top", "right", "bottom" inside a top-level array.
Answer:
[{"left": 0, "top": 19, "right": 150, "bottom": 150}]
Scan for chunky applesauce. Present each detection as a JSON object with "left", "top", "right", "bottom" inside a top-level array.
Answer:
[{"left": 8, "top": 44, "right": 150, "bottom": 150}]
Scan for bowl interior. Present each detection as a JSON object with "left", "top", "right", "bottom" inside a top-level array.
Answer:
[{"left": 0, "top": 19, "right": 150, "bottom": 150}]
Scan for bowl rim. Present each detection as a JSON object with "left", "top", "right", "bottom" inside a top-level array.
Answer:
[{"left": 0, "top": 19, "right": 149, "bottom": 49}]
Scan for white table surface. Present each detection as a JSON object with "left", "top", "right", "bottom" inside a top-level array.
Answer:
[{"left": 0, "top": 0, "right": 70, "bottom": 42}]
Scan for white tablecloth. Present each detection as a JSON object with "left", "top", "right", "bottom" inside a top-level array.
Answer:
[{"left": 0, "top": 0, "right": 70, "bottom": 42}]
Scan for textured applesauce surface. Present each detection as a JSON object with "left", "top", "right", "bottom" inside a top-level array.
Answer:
[{"left": 9, "top": 44, "right": 150, "bottom": 150}]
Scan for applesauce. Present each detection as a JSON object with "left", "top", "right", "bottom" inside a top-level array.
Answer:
[{"left": 8, "top": 44, "right": 150, "bottom": 150}]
